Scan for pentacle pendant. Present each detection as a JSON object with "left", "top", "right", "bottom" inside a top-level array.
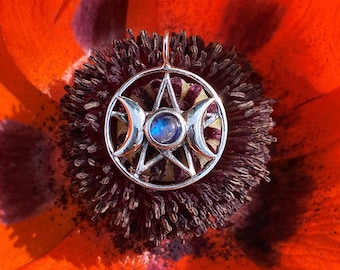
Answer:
[
  {"left": 104, "top": 32, "right": 228, "bottom": 191},
  {"left": 60, "top": 30, "right": 276, "bottom": 245}
]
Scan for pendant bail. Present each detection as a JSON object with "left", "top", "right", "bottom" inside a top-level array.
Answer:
[{"left": 162, "top": 31, "right": 170, "bottom": 65}]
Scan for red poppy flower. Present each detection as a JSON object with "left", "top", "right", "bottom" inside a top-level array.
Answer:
[{"left": 0, "top": 0, "right": 339, "bottom": 269}]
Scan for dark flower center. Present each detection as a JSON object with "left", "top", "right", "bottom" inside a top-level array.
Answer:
[{"left": 60, "top": 30, "right": 276, "bottom": 246}]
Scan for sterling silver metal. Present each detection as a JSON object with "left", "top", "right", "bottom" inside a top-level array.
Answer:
[{"left": 104, "top": 31, "right": 228, "bottom": 191}]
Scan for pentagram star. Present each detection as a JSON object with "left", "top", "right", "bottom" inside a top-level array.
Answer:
[{"left": 133, "top": 71, "right": 196, "bottom": 177}]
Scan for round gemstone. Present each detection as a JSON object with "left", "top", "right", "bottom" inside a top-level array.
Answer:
[{"left": 150, "top": 113, "right": 182, "bottom": 144}]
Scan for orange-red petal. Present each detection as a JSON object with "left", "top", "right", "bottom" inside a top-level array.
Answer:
[
  {"left": 128, "top": 0, "right": 230, "bottom": 42},
  {"left": 0, "top": 0, "right": 84, "bottom": 94},
  {"left": 19, "top": 222, "right": 160, "bottom": 270},
  {"left": 19, "top": 223, "right": 261, "bottom": 270},
  {"left": 127, "top": 0, "right": 159, "bottom": 34},
  {"left": 0, "top": 204, "right": 78, "bottom": 270},
  {"left": 245, "top": 0, "right": 340, "bottom": 158},
  {"left": 0, "top": 21, "right": 78, "bottom": 270},
  {"left": 278, "top": 142, "right": 340, "bottom": 270},
  {"left": 272, "top": 88, "right": 340, "bottom": 160},
  {"left": 250, "top": 1, "right": 340, "bottom": 112}
]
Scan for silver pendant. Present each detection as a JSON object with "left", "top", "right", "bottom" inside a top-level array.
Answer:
[{"left": 104, "top": 31, "right": 228, "bottom": 191}]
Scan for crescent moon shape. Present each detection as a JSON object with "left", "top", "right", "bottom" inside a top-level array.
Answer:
[
  {"left": 113, "top": 97, "right": 145, "bottom": 157},
  {"left": 186, "top": 98, "right": 216, "bottom": 158}
]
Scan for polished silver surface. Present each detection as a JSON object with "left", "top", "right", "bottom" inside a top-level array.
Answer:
[
  {"left": 104, "top": 31, "right": 228, "bottom": 191},
  {"left": 112, "top": 97, "right": 145, "bottom": 157},
  {"left": 186, "top": 98, "right": 216, "bottom": 158}
]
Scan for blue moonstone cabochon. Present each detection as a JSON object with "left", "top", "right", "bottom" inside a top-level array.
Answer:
[{"left": 150, "top": 113, "right": 182, "bottom": 144}]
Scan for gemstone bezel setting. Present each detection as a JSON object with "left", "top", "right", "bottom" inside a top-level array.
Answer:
[{"left": 145, "top": 108, "right": 186, "bottom": 150}]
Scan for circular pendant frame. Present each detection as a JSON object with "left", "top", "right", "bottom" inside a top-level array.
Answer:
[{"left": 104, "top": 33, "right": 228, "bottom": 191}]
